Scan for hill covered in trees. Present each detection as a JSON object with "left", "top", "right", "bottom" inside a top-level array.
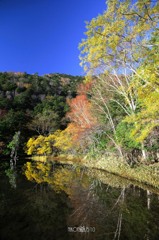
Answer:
[{"left": 0, "top": 72, "right": 83, "bottom": 156}]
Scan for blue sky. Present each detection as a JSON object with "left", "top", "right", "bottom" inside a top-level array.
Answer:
[{"left": 0, "top": 0, "right": 106, "bottom": 76}]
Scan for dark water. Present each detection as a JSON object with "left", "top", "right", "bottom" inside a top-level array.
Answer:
[{"left": 0, "top": 159, "right": 159, "bottom": 240}]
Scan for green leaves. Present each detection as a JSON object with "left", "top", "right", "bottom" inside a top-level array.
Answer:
[
  {"left": 116, "top": 121, "right": 141, "bottom": 149},
  {"left": 79, "top": 0, "right": 158, "bottom": 76},
  {"left": 0, "top": 72, "right": 83, "bottom": 155},
  {"left": 79, "top": 0, "right": 159, "bottom": 162}
]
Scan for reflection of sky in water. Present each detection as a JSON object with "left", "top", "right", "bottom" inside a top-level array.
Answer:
[{"left": 0, "top": 160, "right": 159, "bottom": 240}]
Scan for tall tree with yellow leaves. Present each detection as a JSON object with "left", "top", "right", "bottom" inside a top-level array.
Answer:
[{"left": 79, "top": 0, "right": 159, "bottom": 161}]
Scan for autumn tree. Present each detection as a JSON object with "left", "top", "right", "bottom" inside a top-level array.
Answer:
[
  {"left": 64, "top": 82, "right": 99, "bottom": 152},
  {"left": 125, "top": 30, "right": 159, "bottom": 142},
  {"left": 67, "top": 94, "right": 96, "bottom": 129},
  {"left": 26, "top": 134, "right": 57, "bottom": 156},
  {"left": 79, "top": 0, "right": 159, "bottom": 162},
  {"left": 52, "top": 125, "right": 79, "bottom": 153},
  {"left": 79, "top": 0, "right": 158, "bottom": 76}
]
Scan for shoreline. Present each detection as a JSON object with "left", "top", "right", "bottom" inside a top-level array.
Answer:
[
  {"left": 30, "top": 154, "right": 159, "bottom": 191},
  {"left": 83, "top": 157, "right": 159, "bottom": 191}
]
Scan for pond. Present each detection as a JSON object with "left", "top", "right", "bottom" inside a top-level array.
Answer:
[{"left": 0, "top": 159, "right": 159, "bottom": 240}]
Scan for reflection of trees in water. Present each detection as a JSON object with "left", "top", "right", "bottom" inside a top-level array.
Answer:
[
  {"left": 67, "top": 170, "right": 159, "bottom": 240},
  {"left": 23, "top": 161, "right": 159, "bottom": 240},
  {"left": 1, "top": 164, "right": 70, "bottom": 240},
  {"left": 5, "top": 159, "right": 17, "bottom": 189},
  {"left": 22, "top": 184, "right": 70, "bottom": 240}
]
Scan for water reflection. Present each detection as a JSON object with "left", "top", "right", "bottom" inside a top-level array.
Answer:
[
  {"left": 0, "top": 160, "right": 159, "bottom": 240},
  {"left": 5, "top": 159, "right": 17, "bottom": 189}
]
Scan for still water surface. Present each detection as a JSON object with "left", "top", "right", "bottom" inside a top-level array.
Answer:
[{"left": 0, "top": 159, "right": 159, "bottom": 240}]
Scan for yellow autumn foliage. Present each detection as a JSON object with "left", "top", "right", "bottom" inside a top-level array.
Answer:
[
  {"left": 26, "top": 134, "right": 56, "bottom": 155},
  {"left": 25, "top": 123, "right": 79, "bottom": 156}
]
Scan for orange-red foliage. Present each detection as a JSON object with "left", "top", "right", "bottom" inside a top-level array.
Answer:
[
  {"left": 67, "top": 94, "right": 96, "bottom": 129},
  {"left": 77, "top": 81, "right": 92, "bottom": 95},
  {"left": 65, "top": 81, "right": 97, "bottom": 148}
]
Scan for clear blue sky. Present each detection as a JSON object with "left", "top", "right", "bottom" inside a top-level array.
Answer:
[{"left": 0, "top": 0, "right": 106, "bottom": 76}]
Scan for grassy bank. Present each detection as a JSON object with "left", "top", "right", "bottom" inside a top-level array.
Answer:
[
  {"left": 82, "top": 156, "right": 159, "bottom": 189},
  {"left": 30, "top": 154, "right": 159, "bottom": 190}
]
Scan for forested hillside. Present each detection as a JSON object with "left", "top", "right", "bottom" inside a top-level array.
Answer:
[{"left": 0, "top": 72, "right": 83, "bottom": 156}]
